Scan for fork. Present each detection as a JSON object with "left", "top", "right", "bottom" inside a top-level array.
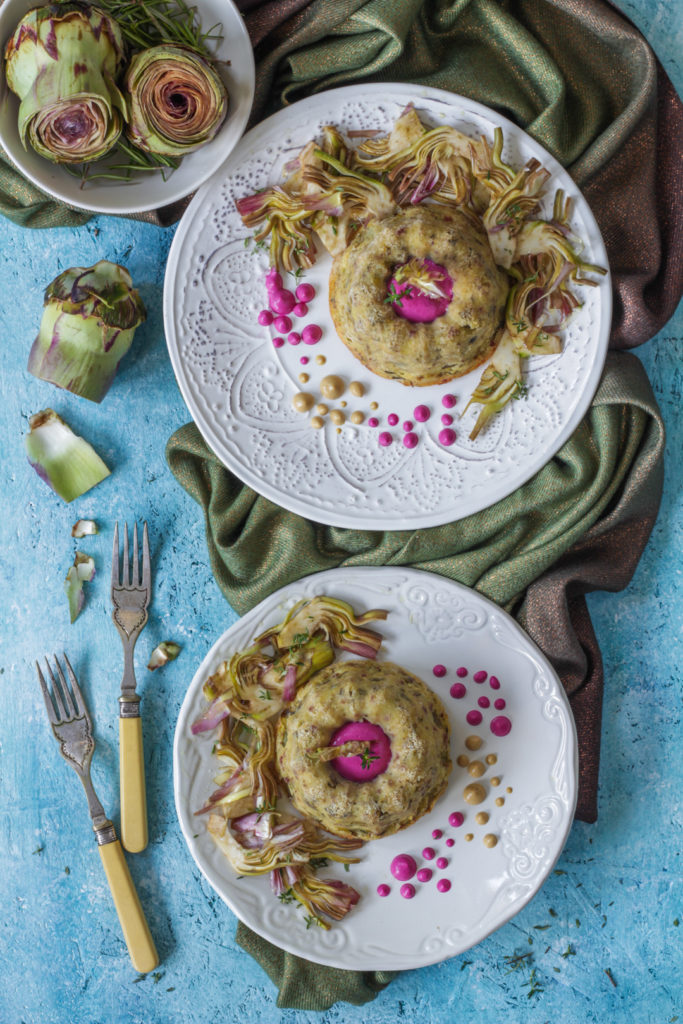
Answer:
[
  {"left": 112, "top": 522, "right": 151, "bottom": 853},
  {"left": 36, "top": 655, "right": 158, "bottom": 973}
]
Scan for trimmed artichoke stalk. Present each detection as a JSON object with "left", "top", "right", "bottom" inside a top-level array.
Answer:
[
  {"left": 27, "top": 261, "right": 146, "bottom": 402},
  {"left": 25, "top": 408, "right": 110, "bottom": 502},
  {"left": 4, "top": 3, "right": 127, "bottom": 163},
  {"left": 147, "top": 642, "right": 181, "bottom": 670},
  {"left": 125, "top": 44, "right": 228, "bottom": 157},
  {"left": 64, "top": 550, "right": 95, "bottom": 623},
  {"left": 72, "top": 518, "right": 98, "bottom": 537}
]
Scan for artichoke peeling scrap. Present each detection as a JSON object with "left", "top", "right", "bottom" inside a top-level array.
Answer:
[
  {"left": 4, "top": 2, "right": 127, "bottom": 163},
  {"left": 125, "top": 44, "right": 228, "bottom": 157},
  {"left": 25, "top": 408, "right": 110, "bottom": 502},
  {"left": 27, "top": 260, "right": 146, "bottom": 402}
]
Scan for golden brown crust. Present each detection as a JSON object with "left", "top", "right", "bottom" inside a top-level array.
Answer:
[
  {"left": 329, "top": 205, "right": 508, "bottom": 386},
  {"left": 276, "top": 660, "right": 452, "bottom": 841}
]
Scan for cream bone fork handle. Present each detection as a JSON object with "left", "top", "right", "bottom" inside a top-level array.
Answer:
[
  {"left": 36, "top": 655, "right": 159, "bottom": 973},
  {"left": 112, "top": 521, "right": 151, "bottom": 853}
]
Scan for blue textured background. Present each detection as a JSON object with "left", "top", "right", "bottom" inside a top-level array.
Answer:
[{"left": 1, "top": 3, "right": 681, "bottom": 1021}]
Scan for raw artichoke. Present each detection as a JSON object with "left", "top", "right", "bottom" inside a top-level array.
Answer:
[
  {"left": 125, "top": 44, "right": 228, "bottom": 156},
  {"left": 27, "top": 260, "right": 146, "bottom": 402},
  {"left": 25, "top": 408, "right": 110, "bottom": 502},
  {"left": 4, "top": 2, "right": 127, "bottom": 163}
]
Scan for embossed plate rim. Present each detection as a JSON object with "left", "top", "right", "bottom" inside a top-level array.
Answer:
[
  {"left": 174, "top": 567, "right": 578, "bottom": 970},
  {"left": 163, "top": 82, "right": 611, "bottom": 529}
]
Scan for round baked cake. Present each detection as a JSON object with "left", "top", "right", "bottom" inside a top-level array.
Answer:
[
  {"left": 276, "top": 659, "right": 452, "bottom": 841},
  {"left": 328, "top": 205, "right": 509, "bottom": 386}
]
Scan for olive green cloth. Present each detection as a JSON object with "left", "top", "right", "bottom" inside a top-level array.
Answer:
[
  {"left": 163, "top": 0, "right": 680, "bottom": 1009},
  {"left": 166, "top": 353, "right": 662, "bottom": 625},
  {"left": 167, "top": 351, "right": 664, "bottom": 1009}
]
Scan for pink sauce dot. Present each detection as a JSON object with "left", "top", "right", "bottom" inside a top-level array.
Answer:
[
  {"left": 272, "top": 337, "right": 285, "bottom": 348},
  {"left": 442, "top": 394, "right": 457, "bottom": 409},
  {"left": 302, "top": 323, "right": 322, "bottom": 345},
  {"left": 402, "top": 432, "right": 418, "bottom": 449},
  {"left": 368, "top": 417, "right": 379, "bottom": 428},
  {"left": 387, "top": 413, "right": 399, "bottom": 426},
  {"left": 494, "top": 698, "right": 506, "bottom": 710},
  {"left": 377, "top": 883, "right": 391, "bottom": 897},
  {"left": 478, "top": 696, "right": 490, "bottom": 709},
  {"left": 391, "top": 854, "right": 417, "bottom": 881},
  {"left": 258, "top": 309, "right": 274, "bottom": 326},
  {"left": 270, "top": 290, "right": 295, "bottom": 315},
  {"left": 432, "top": 664, "right": 447, "bottom": 678},
  {"left": 416, "top": 868, "right": 433, "bottom": 883},
  {"left": 287, "top": 331, "right": 301, "bottom": 346},
  {"left": 436, "top": 857, "right": 448, "bottom": 870},
  {"left": 446, "top": 837, "right": 455, "bottom": 848},
  {"left": 441, "top": 413, "right": 453, "bottom": 426},
  {"left": 449, "top": 812, "right": 464, "bottom": 827},
  {"left": 274, "top": 315, "right": 292, "bottom": 333},
  {"left": 331, "top": 721, "right": 391, "bottom": 781},
  {"left": 402, "top": 420, "right": 414, "bottom": 432},
  {"left": 456, "top": 666, "right": 468, "bottom": 678},
  {"left": 489, "top": 676, "right": 501, "bottom": 690},
  {"left": 299, "top": 356, "right": 309, "bottom": 365},
  {"left": 292, "top": 302, "right": 308, "bottom": 318},
  {"left": 466, "top": 710, "right": 483, "bottom": 726},
  {"left": 400, "top": 883, "right": 416, "bottom": 900},
  {"left": 414, "top": 404, "right": 431, "bottom": 422},
  {"left": 439, "top": 428, "right": 457, "bottom": 446},
  {"left": 491, "top": 715, "right": 512, "bottom": 737},
  {"left": 295, "top": 282, "right": 315, "bottom": 302},
  {"left": 432, "top": 829, "right": 443, "bottom": 840},
  {"left": 473, "top": 670, "right": 488, "bottom": 683},
  {"left": 437, "top": 879, "right": 451, "bottom": 893},
  {"left": 378, "top": 432, "right": 393, "bottom": 447},
  {"left": 266, "top": 269, "right": 283, "bottom": 291},
  {"left": 449, "top": 683, "right": 466, "bottom": 699},
  {"left": 422, "top": 847, "right": 436, "bottom": 861}
]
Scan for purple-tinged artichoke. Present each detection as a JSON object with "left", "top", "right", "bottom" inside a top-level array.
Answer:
[
  {"left": 25, "top": 408, "right": 110, "bottom": 502},
  {"left": 27, "top": 260, "right": 146, "bottom": 403},
  {"left": 125, "top": 44, "right": 228, "bottom": 157},
  {"left": 4, "top": 2, "right": 127, "bottom": 163}
]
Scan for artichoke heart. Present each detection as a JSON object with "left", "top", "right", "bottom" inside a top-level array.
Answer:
[
  {"left": 4, "top": 2, "right": 127, "bottom": 163},
  {"left": 124, "top": 44, "right": 228, "bottom": 157},
  {"left": 27, "top": 260, "right": 146, "bottom": 403}
]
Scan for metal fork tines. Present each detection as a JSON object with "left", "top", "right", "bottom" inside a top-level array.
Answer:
[
  {"left": 111, "top": 521, "right": 151, "bottom": 699},
  {"left": 37, "top": 655, "right": 111, "bottom": 836},
  {"left": 112, "top": 521, "right": 151, "bottom": 853},
  {"left": 36, "top": 656, "right": 158, "bottom": 972}
]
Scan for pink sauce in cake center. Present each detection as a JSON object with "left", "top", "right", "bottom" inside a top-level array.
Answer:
[
  {"left": 388, "top": 258, "right": 453, "bottom": 323},
  {"left": 330, "top": 721, "right": 392, "bottom": 782}
]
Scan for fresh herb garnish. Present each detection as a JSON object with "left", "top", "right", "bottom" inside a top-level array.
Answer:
[
  {"left": 99, "top": 0, "right": 223, "bottom": 56},
  {"left": 360, "top": 747, "right": 380, "bottom": 770},
  {"left": 384, "top": 283, "right": 411, "bottom": 308}
]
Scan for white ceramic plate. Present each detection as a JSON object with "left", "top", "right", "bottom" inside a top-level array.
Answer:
[
  {"left": 163, "top": 83, "right": 611, "bottom": 529},
  {"left": 0, "top": 0, "right": 254, "bottom": 214},
  {"left": 174, "top": 567, "right": 577, "bottom": 971}
]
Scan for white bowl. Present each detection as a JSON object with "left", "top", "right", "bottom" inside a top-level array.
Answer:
[{"left": 0, "top": 0, "right": 255, "bottom": 215}]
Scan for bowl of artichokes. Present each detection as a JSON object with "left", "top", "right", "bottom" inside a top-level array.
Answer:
[{"left": 0, "top": 0, "right": 254, "bottom": 214}]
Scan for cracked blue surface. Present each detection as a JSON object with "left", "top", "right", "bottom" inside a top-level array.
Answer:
[{"left": 1, "top": 3, "right": 681, "bottom": 1021}]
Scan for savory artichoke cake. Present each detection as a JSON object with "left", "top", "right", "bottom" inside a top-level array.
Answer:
[
  {"left": 276, "top": 659, "right": 452, "bottom": 841},
  {"left": 328, "top": 205, "right": 509, "bottom": 386}
]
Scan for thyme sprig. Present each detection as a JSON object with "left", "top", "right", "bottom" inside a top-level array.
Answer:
[{"left": 360, "top": 747, "right": 380, "bottom": 770}]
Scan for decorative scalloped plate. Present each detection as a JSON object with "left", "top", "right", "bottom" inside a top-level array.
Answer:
[
  {"left": 174, "top": 568, "right": 577, "bottom": 970},
  {"left": 163, "top": 83, "right": 611, "bottom": 529}
]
